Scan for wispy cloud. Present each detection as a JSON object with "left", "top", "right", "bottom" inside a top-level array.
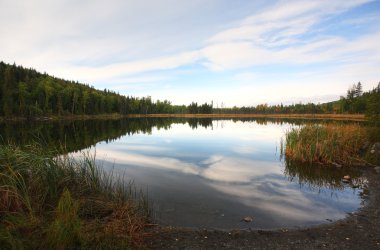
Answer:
[
  {"left": 53, "top": 51, "right": 201, "bottom": 83},
  {"left": 201, "top": 0, "right": 378, "bottom": 71},
  {"left": 0, "top": 0, "right": 378, "bottom": 105}
]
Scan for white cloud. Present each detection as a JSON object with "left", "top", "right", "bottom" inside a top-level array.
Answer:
[
  {"left": 245, "top": 0, "right": 371, "bottom": 24},
  {"left": 0, "top": 0, "right": 378, "bottom": 105},
  {"left": 50, "top": 51, "right": 201, "bottom": 83},
  {"left": 201, "top": 0, "right": 378, "bottom": 71}
]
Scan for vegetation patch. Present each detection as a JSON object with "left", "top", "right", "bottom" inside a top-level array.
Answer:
[
  {"left": 0, "top": 143, "right": 152, "bottom": 249},
  {"left": 282, "top": 124, "right": 380, "bottom": 166}
]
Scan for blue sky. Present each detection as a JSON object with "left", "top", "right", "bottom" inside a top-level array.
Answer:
[{"left": 1, "top": 0, "right": 379, "bottom": 106}]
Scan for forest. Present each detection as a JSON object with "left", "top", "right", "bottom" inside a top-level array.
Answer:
[
  {"left": 0, "top": 62, "right": 212, "bottom": 116},
  {"left": 0, "top": 61, "right": 379, "bottom": 121}
]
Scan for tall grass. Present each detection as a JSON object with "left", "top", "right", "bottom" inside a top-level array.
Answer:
[
  {"left": 0, "top": 143, "right": 151, "bottom": 249},
  {"left": 47, "top": 189, "right": 82, "bottom": 249},
  {"left": 282, "top": 124, "right": 369, "bottom": 165}
]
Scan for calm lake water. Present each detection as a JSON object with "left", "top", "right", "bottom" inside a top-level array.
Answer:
[{"left": 1, "top": 118, "right": 366, "bottom": 229}]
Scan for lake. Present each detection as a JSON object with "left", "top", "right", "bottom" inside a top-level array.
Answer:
[{"left": 0, "top": 118, "right": 366, "bottom": 229}]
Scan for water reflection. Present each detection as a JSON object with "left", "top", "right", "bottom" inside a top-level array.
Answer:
[
  {"left": 0, "top": 118, "right": 365, "bottom": 229},
  {"left": 0, "top": 117, "right": 352, "bottom": 152},
  {"left": 283, "top": 158, "right": 365, "bottom": 190},
  {"left": 82, "top": 120, "right": 364, "bottom": 229},
  {"left": 0, "top": 118, "right": 202, "bottom": 152}
]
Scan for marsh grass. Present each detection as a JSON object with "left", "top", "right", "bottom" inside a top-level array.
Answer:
[
  {"left": 282, "top": 124, "right": 369, "bottom": 165},
  {"left": 0, "top": 143, "right": 152, "bottom": 249}
]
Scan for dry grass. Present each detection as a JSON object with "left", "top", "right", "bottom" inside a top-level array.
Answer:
[{"left": 282, "top": 124, "right": 369, "bottom": 165}]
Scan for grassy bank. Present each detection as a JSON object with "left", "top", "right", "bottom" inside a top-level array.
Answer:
[
  {"left": 0, "top": 144, "right": 151, "bottom": 249},
  {"left": 282, "top": 124, "right": 379, "bottom": 166}
]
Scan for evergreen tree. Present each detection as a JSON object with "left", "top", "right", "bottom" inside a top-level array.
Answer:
[
  {"left": 355, "top": 82, "right": 363, "bottom": 97},
  {"left": 366, "top": 82, "right": 380, "bottom": 124}
]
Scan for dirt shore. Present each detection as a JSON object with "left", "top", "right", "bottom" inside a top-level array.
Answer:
[{"left": 148, "top": 166, "right": 380, "bottom": 249}]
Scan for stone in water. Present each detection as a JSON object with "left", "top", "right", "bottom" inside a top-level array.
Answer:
[{"left": 242, "top": 216, "right": 253, "bottom": 222}]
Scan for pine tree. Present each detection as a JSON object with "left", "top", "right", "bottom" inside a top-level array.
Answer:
[
  {"left": 346, "top": 84, "right": 356, "bottom": 100},
  {"left": 355, "top": 82, "right": 363, "bottom": 97}
]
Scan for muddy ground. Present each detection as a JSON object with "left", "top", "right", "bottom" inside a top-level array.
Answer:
[{"left": 148, "top": 167, "right": 380, "bottom": 249}]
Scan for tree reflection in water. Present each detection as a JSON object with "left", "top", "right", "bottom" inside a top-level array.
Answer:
[{"left": 283, "top": 157, "right": 367, "bottom": 192}]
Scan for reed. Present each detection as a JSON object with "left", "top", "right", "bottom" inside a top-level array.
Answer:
[
  {"left": 0, "top": 143, "right": 151, "bottom": 249},
  {"left": 282, "top": 124, "right": 369, "bottom": 165}
]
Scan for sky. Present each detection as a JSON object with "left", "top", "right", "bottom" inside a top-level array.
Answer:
[{"left": 1, "top": 0, "right": 379, "bottom": 107}]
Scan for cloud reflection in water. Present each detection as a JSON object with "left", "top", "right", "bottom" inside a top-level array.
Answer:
[{"left": 79, "top": 120, "right": 362, "bottom": 229}]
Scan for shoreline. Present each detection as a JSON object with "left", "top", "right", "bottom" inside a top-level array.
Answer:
[
  {"left": 0, "top": 113, "right": 367, "bottom": 122},
  {"left": 129, "top": 113, "right": 366, "bottom": 121},
  {"left": 148, "top": 166, "right": 380, "bottom": 249}
]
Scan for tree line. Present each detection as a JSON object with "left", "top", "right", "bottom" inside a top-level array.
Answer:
[
  {"left": 215, "top": 81, "right": 380, "bottom": 121},
  {"left": 0, "top": 62, "right": 212, "bottom": 117},
  {"left": 0, "top": 61, "right": 378, "bottom": 122}
]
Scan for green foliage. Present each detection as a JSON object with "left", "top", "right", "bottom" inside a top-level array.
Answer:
[
  {"left": 187, "top": 102, "right": 213, "bottom": 114},
  {"left": 365, "top": 82, "right": 380, "bottom": 125},
  {"left": 47, "top": 189, "right": 82, "bottom": 249},
  {"left": 0, "top": 143, "right": 151, "bottom": 249},
  {"left": 0, "top": 61, "right": 184, "bottom": 117}
]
